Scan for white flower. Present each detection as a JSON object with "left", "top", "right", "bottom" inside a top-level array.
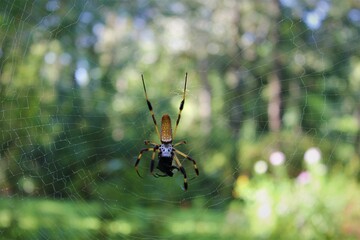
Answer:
[
  {"left": 269, "top": 151, "right": 285, "bottom": 166},
  {"left": 254, "top": 160, "right": 268, "bottom": 174},
  {"left": 304, "top": 147, "right": 321, "bottom": 165}
]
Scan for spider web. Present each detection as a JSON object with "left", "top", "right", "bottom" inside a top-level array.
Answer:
[{"left": 1, "top": 0, "right": 360, "bottom": 239}]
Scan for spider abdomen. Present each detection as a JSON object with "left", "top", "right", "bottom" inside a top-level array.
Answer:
[{"left": 160, "top": 114, "right": 172, "bottom": 143}]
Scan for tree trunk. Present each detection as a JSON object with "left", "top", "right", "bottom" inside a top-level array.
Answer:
[{"left": 267, "top": 0, "right": 283, "bottom": 136}]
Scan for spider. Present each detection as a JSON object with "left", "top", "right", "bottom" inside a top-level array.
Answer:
[{"left": 135, "top": 73, "right": 199, "bottom": 191}]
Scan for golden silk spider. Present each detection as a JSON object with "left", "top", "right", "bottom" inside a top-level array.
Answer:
[{"left": 135, "top": 73, "right": 199, "bottom": 190}]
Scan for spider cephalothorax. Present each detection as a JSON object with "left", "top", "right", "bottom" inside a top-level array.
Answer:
[
  {"left": 159, "top": 142, "right": 173, "bottom": 158},
  {"left": 134, "top": 73, "right": 199, "bottom": 190}
]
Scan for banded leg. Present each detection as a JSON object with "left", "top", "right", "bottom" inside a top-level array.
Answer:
[
  {"left": 174, "top": 149, "right": 199, "bottom": 176},
  {"left": 135, "top": 147, "right": 158, "bottom": 178},
  {"left": 173, "top": 73, "right": 188, "bottom": 139},
  {"left": 174, "top": 154, "right": 188, "bottom": 190},
  {"left": 150, "top": 150, "right": 157, "bottom": 175},
  {"left": 141, "top": 75, "right": 161, "bottom": 139},
  {"left": 173, "top": 140, "right": 187, "bottom": 147},
  {"left": 144, "top": 140, "right": 159, "bottom": 146}
]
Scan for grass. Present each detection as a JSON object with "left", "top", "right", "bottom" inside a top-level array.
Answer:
[
  {"left": 0, "top": 197, "right": 226, "bottom": 239},
  {"left": 1, "top": 158, "right": 360, "bottom": 240}
]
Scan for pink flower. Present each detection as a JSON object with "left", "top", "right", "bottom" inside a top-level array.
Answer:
[{"left": 296, "top": 171, "right": 311, "bottom": 185}]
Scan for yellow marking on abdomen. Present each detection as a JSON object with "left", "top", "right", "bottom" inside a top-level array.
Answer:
[{"left": 161, "top": 114, "right": 172, "bottom": 143}]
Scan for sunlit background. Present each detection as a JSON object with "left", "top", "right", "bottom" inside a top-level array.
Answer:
[{"left": 1, "top": 0, "right": 360, "bottom": 239}]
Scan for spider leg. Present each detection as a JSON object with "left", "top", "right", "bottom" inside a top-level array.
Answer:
[
  {"left": 173, "top": 73, "right": 188, "bottom": 139},
  {"left": 153, "top": 173, "right": 168, "bottom": 178},
  {"left": 153, "top": 166, "right": 179, "bottom": 178},
  {"left": 144, "top": 140, "right": 159, "bottom": 146},
  {"left": 171, "top": 166, "right": 180, "bottom": 172},
  {"left": 135, "top": 147, "right": 158, "bottom": 178},
  {"left": 174, "top": 149, "right": 199, "bottom": 176},
  {"left": 173, "top": 153, "right": 188, "bottom": 191},
  {"left": 173, "top": 140, "right": 187, "bottom": 147},
  {"left": 150, "top": 150, "right": 157, "bottom": 175},
  {"left": 141, "top": 75, "right": 161, "bottom": 140}
]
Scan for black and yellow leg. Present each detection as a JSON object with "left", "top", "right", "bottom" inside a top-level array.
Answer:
[
  {"left": 135, "top": 147, "right": 157, "bottom": 178},
  {"left": 150, "top": 150, "right": 156, "bottom": 175},
  {"left": 174, "top": 149, "right": 199, "bottom": 176},
  {"left": 144, "top": 140, "right": 159, "bottom": 146},
  {"left": 173, "top": 140, "right": 187, "bottom": 147},
  {"left": 174, "top": 154, "right": 188, "bottom": 190},
  {"left": 141, "top": 75, "right": 161, "bottom": 140},
  {"left": 173, "top": 73, "right": 188, "bottom": 139}
]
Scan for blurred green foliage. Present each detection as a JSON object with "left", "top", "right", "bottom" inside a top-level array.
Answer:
[
  {"left": 1, "top": 0, "right": 360, "bottom": 239},
  {"left": 1, "top": 154, "right": 359, "bottom": 239}
]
